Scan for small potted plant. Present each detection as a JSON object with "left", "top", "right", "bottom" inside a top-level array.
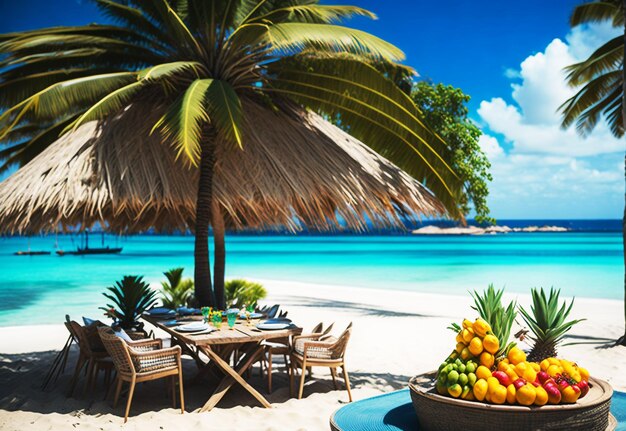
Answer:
[{"left": 100, "top": 275, "right": 158, "bottom": 332}]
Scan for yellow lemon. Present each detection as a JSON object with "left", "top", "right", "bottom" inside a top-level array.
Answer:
[
  {"left": 482, "top": 334, "right": 499, "bottom": 354},
  {"left": 506, "top": 384, "right": 516, "bottom": 404},
  {"left": 507, "top": 347, "right": 526, "bottom": 365},
  {"left": 487, "top": 376, "right": 500, "bottom": 395},
  {"left": 547, "top": 364, "right": 562, "bottom": 378},
  {"left": 522, "top": 367, "right": 537, "bottom": 383},
  {"left": 462, "top": 318, "right": 473, "bottom": 329},
  {"left": 455, "top": 342, "right": 465, "bottom": 354},
  {"left": 534, "top": 386, "right": 548, "bottom": 406},
  {"left": 514, "top": 361, "right": 528, "bottom": 376},
  {"left": 473, "top": 379, "right": 488, "bottom": 401},
  {"left": 530, "top": 362, "right": 541, "bottom": 372},
  {"left": 491, "top": 385, "right": 507, "bottom": 404},
  {"left": 540, "top": 359, "right": 551, "bottom": 372},
  {"left": 462, "top": 328, "right": 474, "bottom": 343},
  {"left": 476, "top": 365, "right": 492, "bottom": 380},
  {"left": 578, "top": 367, "right": 590, "bottom": 381},
  {"left": 515, "top": 383, "right": 536, "bottom": 406},
  {"left": 473, "top": 318, "right": 491, "bottom": 338},
  {"left": 469, "top": 337, "right": 484, "bottom": 357},
  {"left": 460, "top": 347, "right": 472, "bottom": 361}
]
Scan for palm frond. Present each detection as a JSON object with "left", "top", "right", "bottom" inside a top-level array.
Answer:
[
  {"left": 564, "top": 36, "right": 623, "bottom": 86},
  {"left": 251, "top": 5, "right": 377, "bottom": 24},
  {"left": 230, "top": 22, "right": 405, "bottom": 62},
  {"left": 0, "top": 72, "right": 136, "bottom": 139},
  {"left": 152, "top": 78, "right": 213, "bottom": 164},
  {"left": 205, "top": 79, "right": 244, "bottom": 148},
  {"left": 570, "top": 0, "right": 624, "bottom": 27}
]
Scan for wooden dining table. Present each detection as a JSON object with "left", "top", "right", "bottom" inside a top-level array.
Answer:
[{"left": 143, "top": 314, "right": 302, "bottom": 411}]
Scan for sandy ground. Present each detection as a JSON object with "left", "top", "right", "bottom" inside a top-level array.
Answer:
[{"left": 0, "top": 281, "right": 624, "bottom": 430}]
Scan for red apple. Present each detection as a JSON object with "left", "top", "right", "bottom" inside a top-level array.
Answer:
[
  {"left": 492, "top": 371, "right": 512, "bottom": 387},
  {"left": 537, "top": 371, "right": 550, "bottom": 384},
  {"left": 577, "top": 380, "right": 590, "bottom": 398},
  {"left": 545, "top": 384, "right": 562, "bottom": 404},
  {"left": 513, "top": 378, "right": 527, "bottom": 390}
]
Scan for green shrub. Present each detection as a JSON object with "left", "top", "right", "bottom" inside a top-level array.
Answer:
[
  {"left": 225, "top": 279, "right": 267, "bottom": 308},
  {"left": 160, "top": 267, "right": 194, "bottom": 308}
]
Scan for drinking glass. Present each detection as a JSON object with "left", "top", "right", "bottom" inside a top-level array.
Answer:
[
  {"left": 227, "top": 311, "right": 238, "bottom": 329},
  {"left": 201, "top": 307, "right": 212, "bottom": 323},
  {"left": 212, "top": 312, "right": 222, "bottom": 329}
]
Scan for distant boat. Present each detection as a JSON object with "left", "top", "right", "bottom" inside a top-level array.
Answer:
[
  {"left": 56, "top": 231, "right": 122, "bottom": 256},
  {"left": 15, "top": 250, "right": 51, "bottom": 256},
  {"left": 15, "top": 237, "right": 51, "bottom": 256}
]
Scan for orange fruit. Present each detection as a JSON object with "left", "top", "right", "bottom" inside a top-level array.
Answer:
[
  {"left": 480, "top": 352, "right": 494, "bottom": 369},
  {"left": 487, "top": 377, "right": 500, "bottom": 395},
  {"left": 491, "top": 385, "right": 507, "bottom": 404},
  {"left": 516, "top": 383, "right": 537, "bottom": 406},
  {"left": 578, "top": 367, "right": 590, "bottom": 381},
  {"left": 462, "top": 328, "right": 474, "bottom": 343},
  {"left": 514, "top": 362, "right": 528, "bottom": 376},
  {"left": 483, "top": 334, "right": 499, "bottom": 354}
]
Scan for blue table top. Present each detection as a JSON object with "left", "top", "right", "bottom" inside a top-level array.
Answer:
[{"left": 331, "top": 389, "right": 626, "bottom": 431}]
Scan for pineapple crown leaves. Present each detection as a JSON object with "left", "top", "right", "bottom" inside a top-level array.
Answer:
[
  {"left": 470, "top": 284, "right": 517, "bottom": 357},
  {"left": 518, "top": 287, "right": 585, "bottom": 346},
  {"left": 447, "top": 322, "right": 462, "bottom": 333}
]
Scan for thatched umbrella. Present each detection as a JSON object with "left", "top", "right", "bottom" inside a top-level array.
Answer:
[{"left": 0, "top": 101, "right": 445, "bottom": 236}]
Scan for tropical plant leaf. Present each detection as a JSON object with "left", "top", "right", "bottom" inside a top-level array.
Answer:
[{"left": 205, "top": 79, "right": 244, "bottom": 148}]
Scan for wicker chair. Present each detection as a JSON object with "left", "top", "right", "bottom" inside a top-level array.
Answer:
[
  {"left": 263, "top": 321, "right": 331, "bottom": 394},
  {"left": 65, "top": 320, "right": 114, "bottom": 397},
  {"left": 98, "top": 327, "right": 185, "bottom": 422},
  {"left": 290, "top": 323, "right": 352, "bottom": 402}
]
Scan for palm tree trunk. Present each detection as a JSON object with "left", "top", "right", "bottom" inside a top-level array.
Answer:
[
  {"left": 212, "top": 201, "right": 226, "bottom": 309},
  {"left": 194, "top": 141, "right": 217, "bottom": 307},
  {"left": 617, "top": 0, "right": 626, "bottom": 346}
]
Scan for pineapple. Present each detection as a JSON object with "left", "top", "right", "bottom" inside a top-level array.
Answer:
[
  {"left": 518, "top": 287, "right": 584, "bottom": 362},
  {"left": 470, "top": 284, "right": 517, "bottom": 359}
]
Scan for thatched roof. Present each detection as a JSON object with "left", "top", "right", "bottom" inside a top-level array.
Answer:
[{"left": 0, "top": 100, "right": 446, "bottom": 234}]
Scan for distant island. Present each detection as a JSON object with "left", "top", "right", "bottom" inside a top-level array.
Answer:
[{"left": 412, "top": 225, "right": 569, "bottom": 235}]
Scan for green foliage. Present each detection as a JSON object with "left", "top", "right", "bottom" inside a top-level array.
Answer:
[
  {"left": 560, "top": 0, "right": 624, "bottom": 138},
  {"left": 471, "top": 284, "right": 517, "bottom": 357},
  {"left": 100, "top": 275, "right": 157, "bottom": 330},
  {"left": 224, "top": 279, "right": 267, "bottom": 308},
  {"left": 160, "top": 267, "right": 194, "bottom": 308},
  {"left": 518, "top": 287, "right": 585, "bottom": 359},
  {"left": 410, "top": 82, "right": 493, "bottom": 224}
]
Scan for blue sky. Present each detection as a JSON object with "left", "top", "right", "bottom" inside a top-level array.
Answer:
[{"left": 1, "top": 0, "right": 624, "bottom": 219}]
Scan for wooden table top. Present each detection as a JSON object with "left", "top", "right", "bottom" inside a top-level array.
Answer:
[{"left": 143, "top": 315, "right": 302, "bottom": 346}]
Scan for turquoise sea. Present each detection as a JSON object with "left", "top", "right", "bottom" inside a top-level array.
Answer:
[{"left": 0, "top": 224, "right": 622, "bottom": 326}]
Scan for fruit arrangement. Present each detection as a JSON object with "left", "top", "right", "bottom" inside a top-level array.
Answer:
[{"left": 436, "top": 317, "right": 590, "bottom": 406}]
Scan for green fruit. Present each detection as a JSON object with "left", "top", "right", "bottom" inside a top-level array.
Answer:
[
  {"left": 436, "top": 381, "right": 448, "bottom": 395},
  {"left": 443, "top": 364, "right": 454, "bottom": 374},
  {"left": 458, "top": 364, "right": 466, "bottom": 374},
  {"left": 458, "top": 373, "right": 469, "bottom": 387},
  {"left": 437, "top": 372, "right": 447, "bottom": 385},
  {"left": 455, "top": 359, "right": 463, "bottom": 367},
  {"left": 467, "top": 372, "right": 477, "bottom": 387},
  {"left": 465, "top": 362, "right": 476, "bottom": 373},
  {"left": 438, "top": 363, "right": 447, "bottom": 372},
  {"left": 448, "top": 383, "right": 462, "bottom": 398},
  {"left": 447, "top": 370, "right": 459, "bottom": 386}
]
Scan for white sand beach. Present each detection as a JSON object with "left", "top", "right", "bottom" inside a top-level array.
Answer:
[{"left": 1, "top": 281, "right": 624, "bottom": 431}]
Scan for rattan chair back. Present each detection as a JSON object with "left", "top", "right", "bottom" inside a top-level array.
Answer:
[{"left": 98, "top": 326, "right": 134, "bottom": 375}]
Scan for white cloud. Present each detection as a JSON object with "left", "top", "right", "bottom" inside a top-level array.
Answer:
[{"left": 476, "top": 23, "right": 624, "bottom": 219}]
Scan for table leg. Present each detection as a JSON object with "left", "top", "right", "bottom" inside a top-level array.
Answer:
[{"left": 198, "top": 343, "right": 271, "bottom": 411}]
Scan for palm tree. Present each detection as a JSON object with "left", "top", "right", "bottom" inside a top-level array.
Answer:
[
  {"left": 0, "top": 0, "right": 463, "bottom": 308},
  {"left": 559, "top": 0, "right": 625, "bottom": 345}
]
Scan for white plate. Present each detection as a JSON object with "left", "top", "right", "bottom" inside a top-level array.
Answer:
[
  {"left": 176, "top": 323, "right": 210, "bottom": 332},
  {"left": 256, "top": 322, "right": 291, "bottom": 330}
]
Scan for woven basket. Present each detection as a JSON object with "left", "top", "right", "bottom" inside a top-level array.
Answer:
[{"left": 409, "top": 372, "right": 615, "bottom": 431}]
